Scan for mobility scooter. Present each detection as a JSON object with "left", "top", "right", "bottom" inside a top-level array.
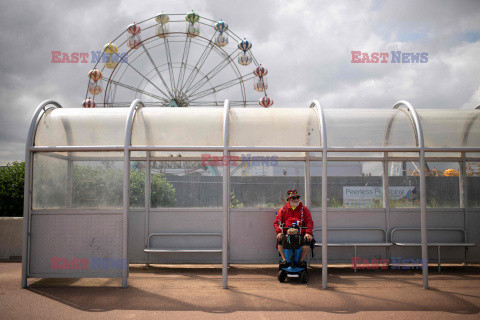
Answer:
[{"left": 277, "top": 221, "right": 309, "bottom": 283}]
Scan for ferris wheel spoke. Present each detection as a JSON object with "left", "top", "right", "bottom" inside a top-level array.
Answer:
[
  {"left": 189, "top": 74, "right": 255, "bottom": 101},
  {"left": 105, "top": 77, "right": 169, "bottom": 102},
  {"left": 176, "top": 36, "right": 192, "bottom": 92},
  {"left": 188, "top": 101, "right": 222, "bottom": 106},
  {"left": 112, "top": 52, "right": 170, "bottom": 98},
  {"left": 181, "top": 34, "right": 216, "bottom": 93},
  {"left": 138, "top": 37, "right": 174, "bottom": 97},
  {"left": 185, "top": 50, "right": 241, "bottom": 96},
  {"left": 163, "top": 37, "right": 176, "bottom": 94},
  {"left": 183, "top": 45, "right": 239, "bottom": 94}
]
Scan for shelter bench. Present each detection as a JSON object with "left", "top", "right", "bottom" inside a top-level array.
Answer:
[
  {"left": 144, "top": 233, "right": 223, "bottom": 254},
  {"left": 390, "top": 228, "right": 476, "bottom": 272},
  {"left": 312, "top": 227, "right": 393, "bottom": 272}
]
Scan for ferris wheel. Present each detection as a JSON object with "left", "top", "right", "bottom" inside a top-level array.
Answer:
[{"left": 82, "top": 11, "right": 272, "bottom": 108}]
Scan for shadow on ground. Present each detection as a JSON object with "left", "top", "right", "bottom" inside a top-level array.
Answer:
[{"left": 26, "top": 265, "right": 480, "bottom": 315}]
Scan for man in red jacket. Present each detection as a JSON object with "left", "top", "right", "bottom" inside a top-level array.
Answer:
[{"left": 274, "top": 189, "right": 314, "bottom": 268}]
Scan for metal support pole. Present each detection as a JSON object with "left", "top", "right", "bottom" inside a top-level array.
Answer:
[
  {"left": 145, "top": 151, "right": 151, "bottom": 267},
  {"left": 459, "top": 156, "right": 466, "bottom": 209},
  {"left": 383, "top": 157, "right": 390, "bottom": 260},
  {"left": 305, "top": 154, "right": 311, "bottom": 207},
  {"left": 22, "top": 100, "right": 62, "bottom": 289},
  {"left": 222, "top": 99, "right": 230, "bottom": 289},
  {"left": 122, "top": 149, "right": 130, "bottom": 288},
  {"left": 393, "top": 100, "right": 428, "bottom": 289},
  {"left": 383, "top": 156, "right": 390, "bottom": 236},
  {"left": 419, "top": 148, "right": 428, "bottom": 287},
  {"left": 321, "top": 146, "right": 328, "bottom": 289},
  {"left": 459, "top": 155, "right": 469, "bottom": 262},
  {"left": 67, "top": 158, "right": 73, "bottom": 208},
  {"left": 123, "top": 99, "right": 145, "bottom": 288},
  {"left": 310, "top": 100, "right": 328, "bottom": 289},
  {"left": 21, "top": 151, "right": 32, "bottom": 289}
]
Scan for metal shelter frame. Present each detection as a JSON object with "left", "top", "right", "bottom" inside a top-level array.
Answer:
[{"left": 22, "top": 99, "right": 480, "bottom": 289}]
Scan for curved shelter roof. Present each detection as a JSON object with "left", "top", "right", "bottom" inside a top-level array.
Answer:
[{"left": 32, "top": 105, "right": 480, "bottom": 155}]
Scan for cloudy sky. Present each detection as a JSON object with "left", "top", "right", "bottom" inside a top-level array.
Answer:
[{"left": 0, "top": 0, "right": 479, "bottom": 165}]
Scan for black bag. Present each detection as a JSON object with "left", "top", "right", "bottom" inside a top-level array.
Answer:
[{"left": 282, "top": 234, "right": 302, "bottom": 250}]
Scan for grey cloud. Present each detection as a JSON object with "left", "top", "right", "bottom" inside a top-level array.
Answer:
[{"left": 0, "top": 0, "right": 479, "bottom": 164}]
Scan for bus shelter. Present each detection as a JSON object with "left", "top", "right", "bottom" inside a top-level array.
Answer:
[{"left": 22, "top": 99, "right": 480, "bottom": 289}]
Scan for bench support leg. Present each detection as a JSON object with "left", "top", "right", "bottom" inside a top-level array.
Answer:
[
  {"left": 354, "top": 246, "right": 357, "bottom": 273},
  {"left": 437, "top": 246, "right": 441, "bottom": 272}
]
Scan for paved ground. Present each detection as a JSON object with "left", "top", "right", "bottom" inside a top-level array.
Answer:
[{"left": 1, "top": 262, "right": 479, "bottom": 319}]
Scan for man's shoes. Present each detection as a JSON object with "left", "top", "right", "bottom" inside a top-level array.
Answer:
[
  {"left": 298, "top": 260, "right": 307, "bottom": 269},
  {"left": 279, "top": 260, "right": 289, "bottom": 269}
]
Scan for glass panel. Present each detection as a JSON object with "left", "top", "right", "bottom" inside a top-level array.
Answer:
[
  {"left": 417, "top": 109, "right": 480, "bottom": 148},
  {"left": 229, "top": 108, "right": 320, "bottom": 157},
  {"left": 466, "top": 152, "right": 480, "bottom": 159},
  {"left": 324, "top": 109, "right": 416, "bottom": 148},
  {"left": 388, "top": 161, "right": 420, "bottom": 208},
  {"left": 327, "top": 152, "right": 383, "bottom": 158},
  {"left": 310, "top": 161, "right": 323, "bottom": 208},
  {"left": 150, "top": 160, "right": 222, "bottom": 208},
  {"left": 230, "top": 160, "right": 305, "bottom": 208},
  {"left": 32, "top": 153, "right": 67, "bottom": 209},
  {"left": 425, "top": 152, "right": 461, "bottom": 159},
  {"left": 130, "top": 161, "right": 145, "bottom": 208},
  {"left": 467, "top": 162, "right": 480, "bottom": 207},
  {"left": 32, "top": 152, "right": 128, "bottom": 209},
  {"left": 327, "top": 161, "right": 383, "bottom": 208},
  {"left": 35, "top": 108, "right": 129, "bottom": 147},
  {"left": 426, "top": 162, "right": 459, "bottom": 208},
  {"left": 71, "top": 160, "right": 124, "bottom": 208},
  {"left": 387, "top": 152, "right": 419, "bottom": 159}
]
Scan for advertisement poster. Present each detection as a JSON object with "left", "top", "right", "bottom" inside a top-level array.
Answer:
[{"left": 343, "top": 186, "right": 416, "bottom": 208}]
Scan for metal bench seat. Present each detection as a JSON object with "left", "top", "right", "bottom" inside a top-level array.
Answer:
[
  {"left": 312, "top": 227, "right": 392, "bottom": 272},
  {"left": 144, "top": 232, "right": 223, "bottom": 256},
  {"left": 391, "top": 228, "right": 476, "bottom": 272},
  {"left": 395, "top": 242, "right": 475, "bottom": 247},
  {"left": 144, "top": 248, "right": 223, "bottom": 253},
  {"left": 315, "top": 242, "right": 393, "bottom": 247}
]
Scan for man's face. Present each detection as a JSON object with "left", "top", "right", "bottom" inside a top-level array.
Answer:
[{"left": 288, "top": 196, "right": 300, "bottom": 207}]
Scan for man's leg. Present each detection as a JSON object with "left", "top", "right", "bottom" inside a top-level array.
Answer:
[
  {"left": 278, "top": 244, "right": 286, "bottom": 262},
  {"left": 299, "top": 245, "right": 310, "bottom": 262}
]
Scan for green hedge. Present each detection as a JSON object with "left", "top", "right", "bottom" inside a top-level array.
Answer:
[
  {"left": 0, "top": 162, "right": 25, "bottom": 217},
  {"left": 0, "top": 161, "right": 176, "bottom": 216},
  {"left": 72, "top": 165, "right": 176, "bottom": 208}
]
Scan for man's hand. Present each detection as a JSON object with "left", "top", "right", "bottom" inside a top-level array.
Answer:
[
  {"left": 304, "top": 233, "right": 313, "bottom": 241},
  {"left": 276, "top": 233, "right": 283, "bottom": 241}
]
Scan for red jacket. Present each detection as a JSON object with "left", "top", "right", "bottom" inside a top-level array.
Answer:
[{"left": 274, "top": 202, "right": 314, "bottom": 235}]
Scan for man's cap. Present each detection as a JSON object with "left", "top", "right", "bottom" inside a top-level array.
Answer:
[{"left": 287, "top": 188, "right": 300, "bottom": 200}]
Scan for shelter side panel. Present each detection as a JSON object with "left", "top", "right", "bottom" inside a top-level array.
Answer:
[{"left": 29, "top": 214, "right": 123, "bottom": 277}]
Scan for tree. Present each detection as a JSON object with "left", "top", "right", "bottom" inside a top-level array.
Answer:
[
  {"left": 72, "top": 165, "right": 176, "bottom": 208},
  {"left": 0, "top": 161, "right": 176, "bottom": 216},
  {"left": 0, "top": 162, "right": 25, "bottom": 217}
]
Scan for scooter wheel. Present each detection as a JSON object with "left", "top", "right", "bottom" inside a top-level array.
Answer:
[
  {"left": 278, "top": 270, "right": 287, "bottom": 282},
  {"left": 300, "top": 270, "right": 309, "bottom": 283}
]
